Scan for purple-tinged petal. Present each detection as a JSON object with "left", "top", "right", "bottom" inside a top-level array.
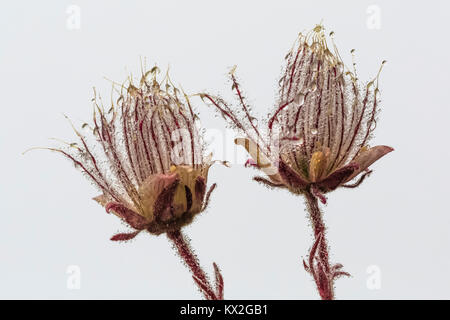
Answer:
[
  {"left": 93, "top": 194, "right": 108, "bottom": 206},
  {"left": 138, "top": 172, "right": 178, "bottom": 220},
  {"left": 278, "top": 160, "right": 309, "bottom": 191},
  {"left": 235, "top": 137, "right": 283, "bottom": 184},
  {"left": 345, "top": 145, "right": 394, "bottom": 182},
  {"left": 110, "top": 230, "right": 141, "bottom": 242},
  {"left": 192, "top": 176, "right": 207, "bottom": 213},
  {"left": 244, "top": 158, "right": 258, "bottom": 168},
  {"left": 317, "top": 162, "right": 359, "bottom": 192},
  {"left": 105, "top": 202, "right": 149, "bottom": 230},
  {"left": 184, "top": 186, "right": 193, "bottom": 213},
  {"left": 195, "top": 176, "right": 207, "bottom": 202},
  {"left": 153, "top": 179, "right": 179, "bottom": 222}
]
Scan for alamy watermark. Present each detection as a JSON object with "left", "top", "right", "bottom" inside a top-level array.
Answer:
[
  {"left": 66, "top": 265, "right": 81, "bottom": 290},
  {"left": 366, "top": 265, "right": 381, "bottom": 290},
  {"left": 66, "top": 5, "right": 81, "bottom": 30},
  {"left": 366, "top": 5, "right": 382, "bottom": 30}
]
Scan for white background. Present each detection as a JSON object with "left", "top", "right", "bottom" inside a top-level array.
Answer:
[{"left": 1, "top": 0, "right": 449, "bottom": 299}]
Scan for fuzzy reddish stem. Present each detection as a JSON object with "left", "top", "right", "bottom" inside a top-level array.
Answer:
[
  {"left": 304, "top": 191, "right": 334, "bottom": 300},
  {"left": 167, "top": 229, "right": 219, "bottom": 300}
]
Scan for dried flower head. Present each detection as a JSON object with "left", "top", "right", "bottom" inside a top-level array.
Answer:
[
  {"left": 44, "top": 67, "right": 217, "bottom": 240},
  {"left": 202, "top": 25, "right": 394, "bottom": 299},
  {"left": 30, "top": 65, "right": 226, "bottom": 299},
  {"left": 202, "top": 25, "right": 393, "bottom": 203}
]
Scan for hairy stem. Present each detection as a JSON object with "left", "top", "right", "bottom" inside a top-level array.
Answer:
[
  {"left": 304, "top": 190, "right": 334, "bottom": 300},
  {"left": 167, "top": 229, "right": 220, "bottom": 300}
]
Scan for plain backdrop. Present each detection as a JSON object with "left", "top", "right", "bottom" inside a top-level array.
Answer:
[{"left": 1, "top": 0, "right": 449, "bottom": 299}]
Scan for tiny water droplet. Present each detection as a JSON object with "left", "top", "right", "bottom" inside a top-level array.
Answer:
[
  {"left": 294, "top": 93, "right": 305, "bottom": 105},
  {"left": 311, "top": 128, "right": 318, "bottom": 135}
]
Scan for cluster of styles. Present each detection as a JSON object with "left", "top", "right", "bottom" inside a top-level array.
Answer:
[{"left": 48, "top": 25, "right": 392, "bottom": 300}]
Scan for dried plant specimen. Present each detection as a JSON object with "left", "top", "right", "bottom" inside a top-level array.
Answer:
[
  {"left": 202, "top": 25, "right": 393, "bottom": 299},
  {"left": 33, "top": 67, "right": 224, "bottom": 299}
]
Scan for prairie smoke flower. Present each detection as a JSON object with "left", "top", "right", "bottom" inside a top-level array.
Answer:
[
  {"left": 202, "top": 25, "right": 393, "bottom": 299},
  {"left": 37, "top": 67, "right": 224, "bottom": 299}
]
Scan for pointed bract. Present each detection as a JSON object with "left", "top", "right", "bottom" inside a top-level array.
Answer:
[{"left": 345, "top": 146, "right": 394, "bottom": 182}]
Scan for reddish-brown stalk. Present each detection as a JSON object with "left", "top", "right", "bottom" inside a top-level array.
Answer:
[{"left": 167, "top": 230, "right": 224, "bottom": 300}]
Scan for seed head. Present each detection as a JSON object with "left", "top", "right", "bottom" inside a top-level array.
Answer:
[
  {"left": 203, "top": 25, "right": 393, "bottom": 202},
  {"left": 45, "top": 66, "right": 217, "bottom": 239}
]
